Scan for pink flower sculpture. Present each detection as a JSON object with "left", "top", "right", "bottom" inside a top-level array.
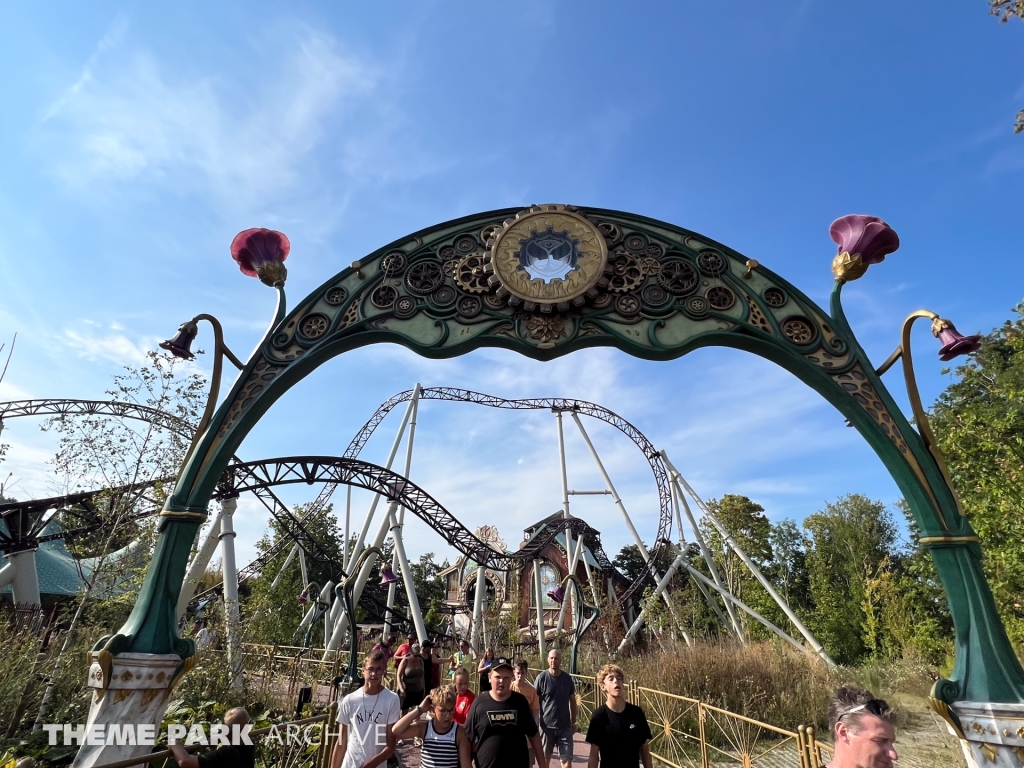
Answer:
[
  {"left": 932, "top": 318, "right": 982, "bottom": 361},
  {"left": 230, "top": 228, "right": 290, "bottom": 287},
  {"left": 829, "top": 215, "right": 900, "bottom": 281}
]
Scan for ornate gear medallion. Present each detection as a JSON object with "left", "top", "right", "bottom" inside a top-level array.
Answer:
[
  {"left": 371, "top": 285, "right": 398, "bottom": 308},
  {"left": 487, "top": 205, "right": 608, "bottom": 306},
  {"left": 406, "top": 261, "right": 445, "bottom": 295},
  {"left": 299, "top": 313, "right": 330, "bottom": 339},
  {"left": 608, "top": 253, "right": 645, "bottom": 293},
  {"left": 706, "top": 286, "right": 735, "bottom": 310},
  {"left": 394, "top": 296, "right": 417, "bottom": 318},
  {"left": 658, "top": 258, "right": 700, "bottom": 296},
  {"left": 454, "top": 253, "right": 490, "bottom": 294},
  {"left": 381, "top": 251, "right": 407, "bottom": 277},
  {"left": 456, "top": 295, "right": 483, "bottom": 318},
  {"left": 782, "top": 316, "right": 817, "bottom": 344}
]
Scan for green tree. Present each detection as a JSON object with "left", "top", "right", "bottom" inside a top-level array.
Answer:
[
  {"left": 701, "top": 495, "right": 776, "bottom": 637},
  {"left": 988, "top": 1, "right": 1024, "bottom": 132},
  {"left": 613, "top": 544, "right": 649, "bottom": 584},
  {"left": 407, "top": 552, "right": 449, "bottom": 630},
  {"left": 244, "top": 504, "right": 348, "bottom": 645},
  {"left": 767, "top": 519, "right": 812, "bottom": 615},
  {"left": 929, "top": 301, "right": 1024, "bottom": 645},
  {"left": 802, "top": 494, "right": 897, "bottom": 664}
]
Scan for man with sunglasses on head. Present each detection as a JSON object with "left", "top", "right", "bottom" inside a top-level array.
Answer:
[{"left": 826, "top": 686, "right": 898, "bottom": 768}]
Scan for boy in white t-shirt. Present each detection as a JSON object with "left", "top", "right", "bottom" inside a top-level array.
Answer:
[{"left": 330, "top": 650, "right": 401, "bottom": 768}]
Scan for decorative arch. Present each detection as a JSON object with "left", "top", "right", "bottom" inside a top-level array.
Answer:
[{"left": 119, "top": 204, "right": 1021, "bottom": 708}]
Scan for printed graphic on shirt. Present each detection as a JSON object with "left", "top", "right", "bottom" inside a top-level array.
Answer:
[{"left": 485, "top": 709, "right": 519, "bottom": 726}]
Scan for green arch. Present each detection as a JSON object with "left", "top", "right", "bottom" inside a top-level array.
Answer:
[{"left": 119, "top": 204, "right": 1024, "bottom": 707}]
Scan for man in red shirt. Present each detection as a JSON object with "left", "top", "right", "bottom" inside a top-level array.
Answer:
[
  {"left": 393, "top": 632, "right": 416, "bottom": 668},
  {"left": 452, "top": 666, "right": 475, "bottom": 725}
]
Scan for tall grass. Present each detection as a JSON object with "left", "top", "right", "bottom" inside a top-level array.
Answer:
[{"left": 590, "top": 638, "right": 840, "bottom": 730}]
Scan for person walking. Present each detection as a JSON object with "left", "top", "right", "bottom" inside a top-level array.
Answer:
[
  {"left": 392, "top": 684, "right": 473, "bottom": 768},
  {"left": 585, "top": 664, "right": 652, "bottom": 768},
  {"left": 510, "top": 660, "right": 540, "bottom": 767},
  {"left": 397, "top": 643, "right": 427, "bottom": 713},
  {"left": 330, "top": 650, "right": 401, "bottom": 768},
  {"left": 395, "top": 632, "right": 416, "bottom": 663},
  {"left": 452, "top": 667, "right": 476, "bottom": 726},
  {"left": 449, "top": 639, "right": 475, "bottom": 678},
  {"left": 534, "top": 649, "right": 576, "bottom": 768},
  {"left": 372, "top": 634, "right": 396, "bottom": 667},
  {"left": 825, "top": 687, "right": 898, "bottom": 768},
  {"left": 477, "top": 646, "right": 495, "bottom": 693},
  {"left": 465, "top": 657, "right": 545, "bottom": 768}
]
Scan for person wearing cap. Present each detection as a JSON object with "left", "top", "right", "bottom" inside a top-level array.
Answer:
[
  {"left": 465, "top": 657, "right": 544, "bottom": 768},
  {"left": 534, "top": 649, "right": 576, "bottom": 768},
  {"left": 825, "top": 686, "right": 898, "bottom": 768}
]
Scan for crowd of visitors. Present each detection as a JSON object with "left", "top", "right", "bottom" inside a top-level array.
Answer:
[{"left": 179, "top": 626, "right": 897, "bottom": 768}]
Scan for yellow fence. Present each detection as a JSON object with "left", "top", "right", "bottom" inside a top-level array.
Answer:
[
  {"left": 237, "top": 650, "right": 834, "bottom": 768},
  {"left": 526, "top": 668, "right": 832, "bottom": 768}
]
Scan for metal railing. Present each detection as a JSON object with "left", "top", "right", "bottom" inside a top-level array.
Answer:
[{"left": 525, "top": 669, "right": 831, "bottom": 768}]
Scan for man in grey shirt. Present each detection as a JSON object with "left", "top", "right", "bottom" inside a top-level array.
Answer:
[{"left": 534, "top": 649, "right": 577, "bottom": 768}]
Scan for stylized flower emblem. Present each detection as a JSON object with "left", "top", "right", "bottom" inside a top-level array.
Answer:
[
  {"left": 230, "top": 228, "right": 290, "bottom": 287},
  {"left": 527, "top": 315, "right": 565, "bottom": 344},
  {"left": 932, "top": 318, "right": 982, "bottom": 361},
  {"left": 829, "top": 215, "right": 899, "bottom": 282}
]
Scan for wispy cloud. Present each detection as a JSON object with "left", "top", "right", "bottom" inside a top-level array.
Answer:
[{"left": 42, "top": 24, "right": 377, "bottom": 217}]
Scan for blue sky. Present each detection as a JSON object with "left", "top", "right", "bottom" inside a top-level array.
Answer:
[{"left": 1, "top": 2, "right": 1022, "bottom": 569}]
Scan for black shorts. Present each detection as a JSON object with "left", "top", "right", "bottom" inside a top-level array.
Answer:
[{"left": 403, "top": 688, "right": 424, "bottom": 709}]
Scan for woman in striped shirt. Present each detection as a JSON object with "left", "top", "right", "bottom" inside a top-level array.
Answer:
[{"left": 393, "top": 684, "right": 473, "bottom": 768}]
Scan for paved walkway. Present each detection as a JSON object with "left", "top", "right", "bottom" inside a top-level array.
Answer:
[{"left": 396, "top": 730, "right": 590, "bottom": 768}]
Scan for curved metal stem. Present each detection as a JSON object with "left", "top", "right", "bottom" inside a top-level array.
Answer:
[
  {"left": 558, "top": 574, "right": 599, "bottom": 675},
  {"left": 179, "top": 314, "right": 244, "bottom": 471},
  {"left": 899, "top": 310, "right": 965, "bottom": 516}
]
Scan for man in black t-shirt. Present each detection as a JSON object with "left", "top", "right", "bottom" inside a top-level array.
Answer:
[
  {"left": 585, "top": 664, "right": 653, "bottom": 768},
  {"left": 465, "top": 657, "right": 545, "bottom": 768}
]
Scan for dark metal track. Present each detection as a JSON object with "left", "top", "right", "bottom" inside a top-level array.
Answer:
[
  {"left": 0, "top": 399, "right": 338, "bottom": 569},
  {"left": 342, "top": 388, "right": 671, "bottom": 602}
]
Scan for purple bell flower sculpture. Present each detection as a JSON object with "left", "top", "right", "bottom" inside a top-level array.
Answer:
[
  {"left": 829, "top": 214, "right": 900, "bottom": 282},
  {"left": 159, "top": 322, "right": 199, "bottom": 360},
  {"left": 547, "top": 585, "right": 566, "bottom": 604},
  {"left": 231, "top": 228, "right": 291, "bottom": 287},
  {"left": 379, "top": 564, "right": 400, "bottom": 586},
  {"left": 932, "top": 318, "right": 982, "bottom": 361}
]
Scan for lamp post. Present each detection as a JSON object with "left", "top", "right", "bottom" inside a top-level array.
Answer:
[
  {"left": 72, "top": 228, "right": 290, "bottom": 768},
  {"left": 829, "top": 215, "right": 1020, "bottom": 767}
]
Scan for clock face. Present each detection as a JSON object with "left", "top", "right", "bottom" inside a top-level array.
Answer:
[
  {"left": 539, "top": 564, "right": 559, "bottom": 607},
  {"left": 489, "top": 206, "right": 608, "bottom": 306}
]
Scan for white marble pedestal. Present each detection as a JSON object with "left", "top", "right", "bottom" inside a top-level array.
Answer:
[
  {"left": 950, "top": 701, "right": 1024, "bottom": 768},
  {"left": 71, "top": 652, "right": 191, "bottom": 768}
]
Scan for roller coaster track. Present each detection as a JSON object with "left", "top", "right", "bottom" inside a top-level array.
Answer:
[
  {"left": 0, "top": 399, "right": 339, "bottom": 569},
  {"left": 1, "top": 391, "right": 670, "bottom": 603}
]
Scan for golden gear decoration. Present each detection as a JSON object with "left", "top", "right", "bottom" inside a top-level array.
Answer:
[
  {"left": 485, "top": 205, "right": 608, "bottom": 306},
  {"left": 454, "top": 253, "right": 491, "bottom": 294},
  {"left": 640, "top": 257, "right": 662, "bottom": 276},
  {"left": 607, "top": 252, "right": 645, "bottom": 293}
]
